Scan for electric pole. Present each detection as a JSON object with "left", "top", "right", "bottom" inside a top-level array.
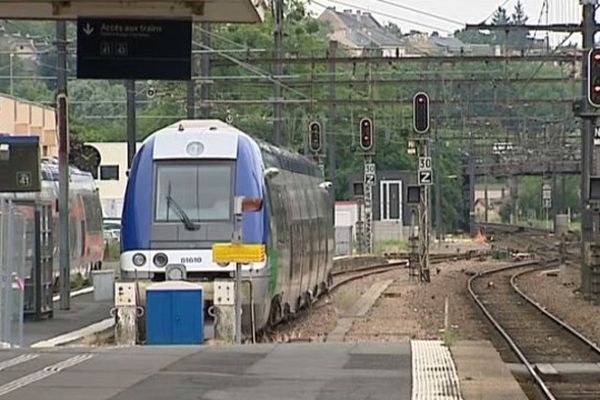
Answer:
[
  {"left": 328, "top": 40, "right": 337, "bottom": 195},
  {"left": 581, "top": 0, "right": 597, "bottom": 299},
  {"left": 56, "top": 20, "right": 70, "bottom": 310},
  {"left": 360, "top": 118, "right": 375, "bottom": 254},
  {"left": 414, "top": 92, "right": 431, "bottom": 282},
  {"left": 186, "top": 23, "right": 195, "bottom": 119},
  {"left": 434, "top": 125, "right": 442, "bottom": 242},
  {"left": 187, "top": 24, "right": 196, "bottom": 120},
  {"left": 200, "top": 23, "right": 211, "bottom": 119},
  {"left": 273, "top": 0, "right": 284, "bottom": 145},
  {"left": 187, "top": 79, "right": 195, "bottom": 119},
  {"left": 125, "top": 80, "right": 136, "bottom": 169}
]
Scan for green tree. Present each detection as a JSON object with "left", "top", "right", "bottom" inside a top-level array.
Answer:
[
  {"left": 509, "top": 1, "right": 530, "bottom": 51},
  {"left": 511, "top": 1, "right": 528, "bottom": 24},
  {"left": 491, "top": 7, "right": 511, "bottom": 47},
  {"left": 384, "top": 22, "right": 402, "bottom": 38},
  {"left": 492, "top": 7, "right": 510, "bottom": 25}
]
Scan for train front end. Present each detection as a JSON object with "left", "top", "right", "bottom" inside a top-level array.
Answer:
[{"left": 120, "top": 120, "right": 268, "bottom": 292}]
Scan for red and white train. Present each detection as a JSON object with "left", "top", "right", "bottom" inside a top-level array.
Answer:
[{"left": 2, "top": 158, "right": 105, "bottom": 283}]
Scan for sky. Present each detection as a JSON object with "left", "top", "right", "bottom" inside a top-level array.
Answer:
[{"left": 307, "top": 0, "right": 583, "bottom": 46}]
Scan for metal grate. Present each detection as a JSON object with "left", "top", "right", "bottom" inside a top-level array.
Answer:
[{"left": 411, "top": 340, "right": 463, "bottom": 400}]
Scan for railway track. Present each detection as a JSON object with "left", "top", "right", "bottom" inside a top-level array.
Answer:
[
  {"left": 332, "top": 250, "right": 487, "bottom": 292},
  {"left": 475, "top": 222, "right": 553, "bottom": 235},
  {"left": 260, "top": 251, "right": 480, "bottom": 343},
  {"left": 469, "top": 261, "right": 600, "bottom": 400},
  {"left": 328, "top": 260, "right": 407, "bottom": 293}
]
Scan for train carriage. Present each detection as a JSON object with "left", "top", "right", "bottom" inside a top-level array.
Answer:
[
  {"left": 120, "top": 120, "right": 334, "bottom": 332},
  {"left": 0, "top": 158, "right": 104, "bottom": 312}
]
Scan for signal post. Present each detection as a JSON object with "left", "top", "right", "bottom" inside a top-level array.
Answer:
[
  {"left": 359, "top": 118, "right": 375, "bottom": 253},
  {"left": 583, "top": 25, "right": 600, "bottom": 301},
  {"left": 309, "top": 120, "right": 325, "bottom": 173},
  {"left": 413, "top": 92, "right": 431, "bottom": 283}
]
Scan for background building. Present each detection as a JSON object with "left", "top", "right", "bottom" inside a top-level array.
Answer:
[
  {"left": 0, "top": 94, "right": 57, "bottom": 157},
  {"left": 348, "top": 170, "right": 416, "bottom": 241},
  {"left": 86, "top": 142, "right": 141, "bottom": 219}
]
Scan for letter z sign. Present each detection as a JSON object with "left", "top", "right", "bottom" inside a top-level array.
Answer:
[{"left": 418, "top": 170, "right": 432, "bottom": 186}]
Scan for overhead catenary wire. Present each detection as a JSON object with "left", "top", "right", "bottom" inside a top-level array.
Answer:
[
  {"left": 311, "top": 0, "right": 453, "bottom": 33},
  {"left": 371, "top": 0, "right": 465, "bottom": 26},
  {"left": 192, "top": 40, "right": 309, "bottom": 100}
]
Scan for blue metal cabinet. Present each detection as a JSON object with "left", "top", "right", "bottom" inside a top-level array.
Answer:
[{"left": 146, "top": 282, "right": 204, "bottom": 345}]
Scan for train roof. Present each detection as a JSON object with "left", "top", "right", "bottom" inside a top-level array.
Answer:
[
  {"left": 150, "top": 120, "right": 321, "bottom": 178},
  {"left": 40, "top": 158, "right": 96, "bottom": 182},
  {"left": 256, "top": 139, "right": 321, "bottom": 177}
]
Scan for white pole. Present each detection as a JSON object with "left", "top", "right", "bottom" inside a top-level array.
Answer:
[
  {"left": 233, "top": 197, "right": 243, "bottom": 345},
  {"left": 9, "top": 53, "right": 13, "bottom": 97},
  {"left": 444, "top": 297, "right": 449, "bottom": 331}
]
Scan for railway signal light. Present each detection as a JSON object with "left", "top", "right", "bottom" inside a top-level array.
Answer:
[
  {"left": 359, "top": 117, "right": 374, "bottom": 152},
  {"left": 589, "top": 49, "right": 600, "bottom": 107},
  {"left": 413, "top": 92, "right": 430, "bottom": 134},
  {"left": 308, "top": 121, "right": 322, "bottom": 153}
]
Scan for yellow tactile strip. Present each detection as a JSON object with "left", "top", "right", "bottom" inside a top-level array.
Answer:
[{"left": 411, "top": 340, "right": 463, "bottom": 400}]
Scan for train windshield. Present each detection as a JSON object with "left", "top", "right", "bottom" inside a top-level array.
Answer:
[{"left": 155, "top": 162, "right": 233, "bottom": 222}]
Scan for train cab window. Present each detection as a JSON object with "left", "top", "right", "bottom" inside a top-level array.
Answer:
[
  {"left": 155, "top": 162, "right": 233, "bottom": 222},
  {"left": 100, "top": 165, "right": 119, "bottom": 181}
]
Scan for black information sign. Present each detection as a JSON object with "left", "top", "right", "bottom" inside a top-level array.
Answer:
[
  {"left": 0, "top": 136, "right": 41, "bottom": 193},
  {"left": 406, "top": 185, "right": 421, "bottom": 205},
  {"left": 77, "top": 18, "right": 192, "bottom": 80}
]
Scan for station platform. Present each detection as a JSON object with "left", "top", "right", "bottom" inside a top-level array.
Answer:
[
  {"left": 23, "top": 292, "right": 112, "bottom": 347},
  {"left": 0, "top": 340, "right": 526, "bottom": 400}
]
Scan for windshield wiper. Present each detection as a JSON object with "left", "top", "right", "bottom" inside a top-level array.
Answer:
[{"left": 166, "top": 193, "right": 201, "bottom": 231}]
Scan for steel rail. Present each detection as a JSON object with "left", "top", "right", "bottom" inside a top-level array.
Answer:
[
  {"left": 469, "top": 258, "right": 600, "bottom": 400},
  {"left": 511, "top": 268, "right": 600, "bottom": 355},
  {"left": 328, "top": 261, "right": 407, "bottom": 292},
  {"left": 468, "top": 260, "right": 556, "bottom": 399}
]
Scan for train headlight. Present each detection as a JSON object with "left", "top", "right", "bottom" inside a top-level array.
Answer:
[
  {"left": 186, "top": 141, "right": 204, "bottom": 156},
  {"left": 153, "top": 253, "right": 169, "bottom": 268},
  {"left": 166, "top": 265, "right": 187, "bottom": 281},
  {"left": 132, "top": 253, "right": 146, "bottom": 267}
]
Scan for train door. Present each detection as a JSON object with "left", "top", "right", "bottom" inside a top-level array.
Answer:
[
  {"left": 288, "top": 182, "right": 303, "bottom": 312},
  {"left": 299, "top": 175, "right": 315, "bottom": 300},
  {"left": 273, "top": 179, "right": 294, "bottom": 314},
  {"left": 316, "top": 179, "right": 328, "bottom": 292},
  {"left": 69, "top": 194, "right": 84, "bottom": 277},
  {"left": 307, "top": 177, "right": 322, "bottom": 296},
  {"left": 266, "top": 180, "right": 290, "bottom": 302}
]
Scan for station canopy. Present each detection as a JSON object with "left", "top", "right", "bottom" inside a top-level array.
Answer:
[{"left": 0, "top": 0, "right": 266, "bottom": 22}]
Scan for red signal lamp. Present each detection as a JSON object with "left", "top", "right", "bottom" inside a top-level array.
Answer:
[{"left": 359, "top": 118, "right": 374, "bottom": 152}]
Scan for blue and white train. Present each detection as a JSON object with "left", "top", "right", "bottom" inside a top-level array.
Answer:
[{"left": 121, "top": 120, "right": 334, "bottom": 331}]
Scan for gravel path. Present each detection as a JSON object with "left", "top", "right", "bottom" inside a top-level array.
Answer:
[
  {"left": 346, "top": 259, "right": 503, "bottom": 342},
  {"left": 265, "top": 246, "right": 505, "bottom": 343},
  {"left": 517, "top": 263, "right": 600, "bottom": 345}
]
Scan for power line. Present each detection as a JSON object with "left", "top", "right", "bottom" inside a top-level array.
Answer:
[
  {"left": 312, "top": 0, "right": 453, "bottom": 33},
  {"left": 192, "top": 40, "right": 309, "bottom": 99},
  {"left": 371, "top": 0, "right": 464, "bottom": 26},
  {"left": 195, "top": 24, "right": 251, "bottom": 50}
]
